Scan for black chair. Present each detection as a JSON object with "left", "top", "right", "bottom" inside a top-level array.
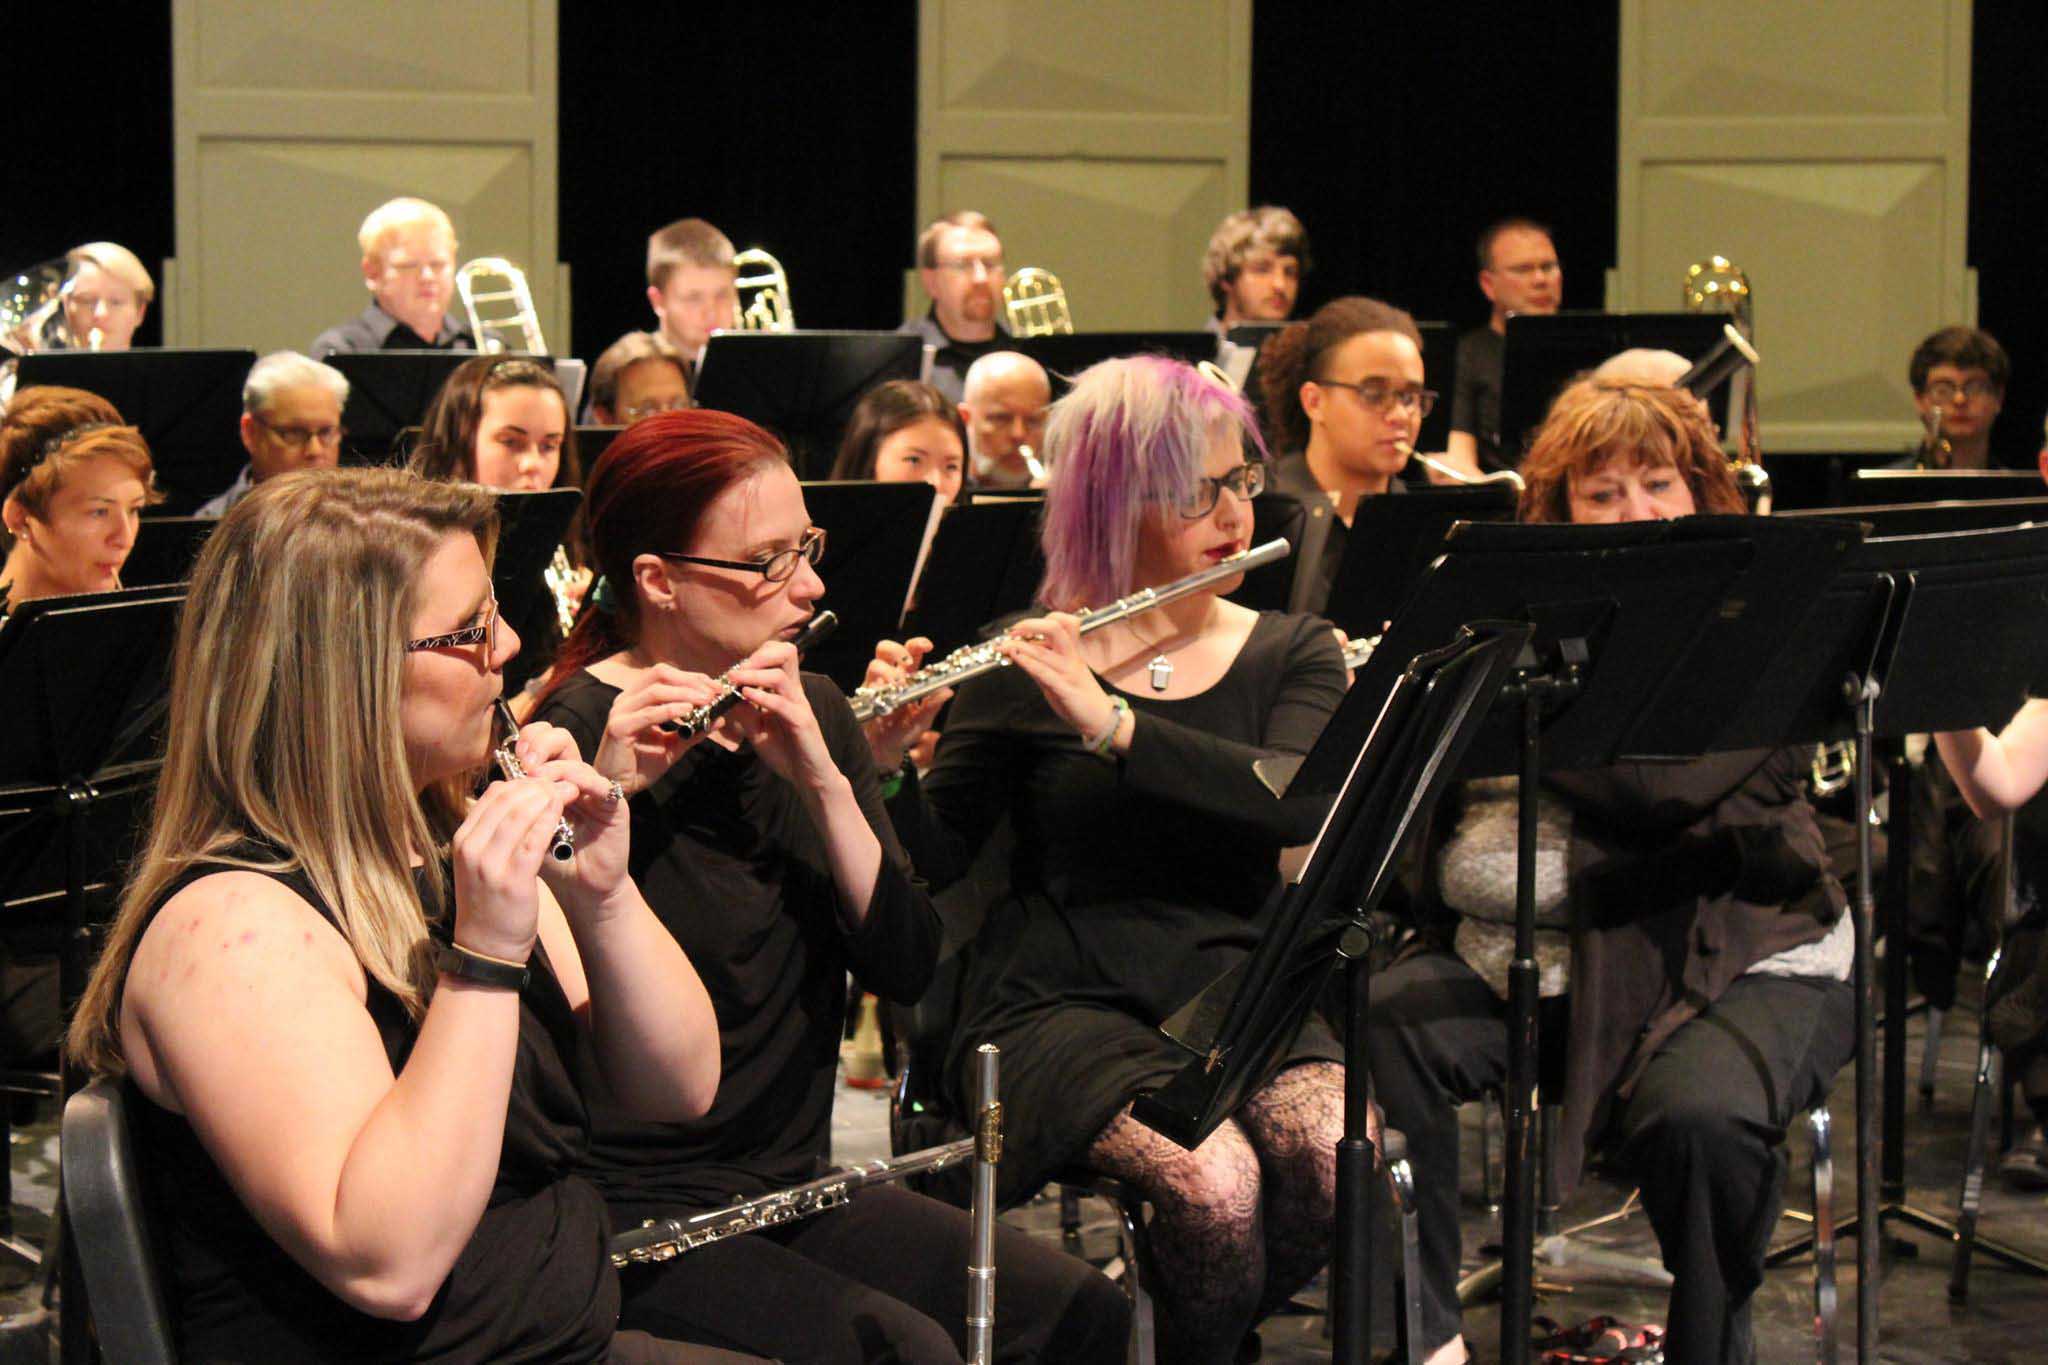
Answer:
[{"left": 61, "top": 1079, "right": 176, "bottom": 1364}]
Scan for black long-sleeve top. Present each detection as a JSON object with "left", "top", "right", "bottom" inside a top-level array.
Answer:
[{"left": 535, "top": 670, "right": 940, "bottom": 1212}]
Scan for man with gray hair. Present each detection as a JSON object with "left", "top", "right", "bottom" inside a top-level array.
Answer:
[
  {"left": 197, "top": 351, "right": 350, "bottom": 517},
  {"left": 959, "top": 351, "right": 1051, "bottom": 490}
]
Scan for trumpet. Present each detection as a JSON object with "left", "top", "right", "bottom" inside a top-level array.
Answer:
[
  {"left": 493, "top": 698, "right": 576, "bottom": 863},
  {"left": 1002, "top": 267, "right": 1073, "bottom": 337},
  {"left": 659, "top": 611, "right": 840, "bottom": 738},
  {"left": 1402, "top": 444, "right": 1526, "bottom": 493},
  {"left": 458, "top": 258, "right": 547, "bottom": 355},
  {"left": 733, "top": 248, "right": 795, "bottom": 332},
  {"left": 850, "top": 539, "right": 1290, "bottom": 721}
]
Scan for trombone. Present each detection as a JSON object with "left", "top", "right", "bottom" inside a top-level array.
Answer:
[
  {"left": 1002, "top": 267, "right": 1072, "bottom": 337},
  {"left": 457, "top": 258, "right": 547, "bottom": 354},
  {"left": 1681, "top": 255, "right": 1769, "bottom": 510},
  {"left": 733, "top": 248, "right": 795, "bottom": 332}
]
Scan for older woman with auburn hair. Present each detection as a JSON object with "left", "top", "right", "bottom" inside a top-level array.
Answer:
[
  {"left": 66, "top": 467, "right": 743, "bottom": 1364},
  {"left": 893, "top": 355, "right": 1348, "bottom": 1365},
  {"left": 1369, "top": 378, "right": 1853, "bottom": 1365},
  {"left": 0, "top": 385, "right": 156, "bottom": 616}
]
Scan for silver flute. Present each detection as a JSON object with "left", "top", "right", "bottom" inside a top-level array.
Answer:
[
  {"left": 602, "top": 1039, "right": 1003, "bottom": 1277},
  {"left": 659, "top": 610, "right": 841, "bottom": 739},
  {"left": 492, "top": 698, "right": 576, "bottom": 863},
  {"left": 849, "top": 538, "right": 1291, "bottom": 721},
  {"left": 967, "top": 1043, "right": 1001, "bottom": 1365}
]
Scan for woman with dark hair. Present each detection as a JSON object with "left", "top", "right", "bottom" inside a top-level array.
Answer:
[
  {"left": 66, "top": 466, "right": 740, "bottom": 1363},
  {"left": 1, "top": 386, "right": 156, "bottom": 616},
  {"left": 1256, "top": 295, "right": 1430, "bottom": 612},
  {"left": 529, "top": 410, "right": 1127, "bottom": 1364},
  {"left": 1369, "top": 379, "right": 1852, "bottom": 1365},
  {"left": 409, "top": 356, "right": 585, "bottom": 692},
  {"left": 830, "top": 379, "right": 968, "bottom": 507},
  {"left": 888, "top": 355, "right": 1347, "bottom": 1365}
]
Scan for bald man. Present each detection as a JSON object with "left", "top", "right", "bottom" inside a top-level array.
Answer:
[
  {"left": 1593, "top": 348, "right": 1714, "bottom": 429},
  {"left": 960, "top": 351, "right": 1051, "bottom": 490}
]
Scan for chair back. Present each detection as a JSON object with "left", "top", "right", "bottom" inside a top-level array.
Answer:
[{"left": 62, "top": 1078, "right": 177, "bottom": 1364}]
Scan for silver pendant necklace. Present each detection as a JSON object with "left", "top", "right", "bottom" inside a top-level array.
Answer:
[{"left": 1149, "top": 654, "right": 1174, "bottom": 692}]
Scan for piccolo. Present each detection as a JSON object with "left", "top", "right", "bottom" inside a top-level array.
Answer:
[
  {"left": 659, "top": 610, "right": 841, "bottom": 738},
  {"left": 849, "top": 538, "right": 1290, "bottom": 722},
  {"left": 492, "top": 698, "right": 576, "bottom": 863}
]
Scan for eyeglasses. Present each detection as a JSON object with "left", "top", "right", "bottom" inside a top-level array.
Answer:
[
  {"left": 934, "top": 256, "right": 1004, "bottom": 278},
  {"left": 384, "top": 257, "right": 454, "bottom": 280},
  {"left": 253, "top": 416, "right": 346, "bottom": 450},
  {"left": 659, "top": 525, "right": 827, "bottom": 583},
  {"left": 1924, "top": 379, "right": 1999, "bottom": 404},
  {"left": 405, "top": 594, "right": 498, "bottom": 653},
  {"left": 1316, "top": 379, "right": 1439, "bottom": 419},
  {"left": 1180, "top": 462, "right": 1266, "bottom": 519},
  {"left": 620, "top": 395, "right": 691, "bottom": 422}
]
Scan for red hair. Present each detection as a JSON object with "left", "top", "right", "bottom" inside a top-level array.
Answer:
[{"left": 532, "top": 409, "right": 788, "bottom": 708}]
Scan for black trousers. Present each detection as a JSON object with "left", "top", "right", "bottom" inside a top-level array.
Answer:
[
  {"left": 1367, "top": 951, "right": 1855, "bottom": 1364},
  {"left": 615, "top": 1184, "right": 1129, "bottom": 1365}
]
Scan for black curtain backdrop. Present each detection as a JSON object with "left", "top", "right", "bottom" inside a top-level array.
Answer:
[{"left": 5, "top": 2, "right": 2041, "bottom": 463}]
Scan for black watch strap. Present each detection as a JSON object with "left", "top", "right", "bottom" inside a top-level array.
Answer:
[{"left": 433, "top": 941, "right": 530, "bottom": 991}]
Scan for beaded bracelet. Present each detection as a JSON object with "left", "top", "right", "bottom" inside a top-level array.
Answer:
[{"left": 1084, "top": 696, "right": 1131, "bottom": 757}]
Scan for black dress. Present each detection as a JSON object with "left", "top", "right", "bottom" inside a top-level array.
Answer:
[
  {"left": 914, "top": 609, "right": 1348, "bottom": 1203},
  {"left": 126, "top": 856, "right": 618, "bottom": 1364},
  {"left": 533, "top": 670, "right": 941, "bottom": 1212}
]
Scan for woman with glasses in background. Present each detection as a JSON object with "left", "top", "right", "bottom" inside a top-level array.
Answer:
[
  {"left": 528, "top": 409, "right": 1127, "bottom": 1364},
  {"left": 1257, "top": 295, "right": 1433, "bottom": 613},
  {"left": 586, "top": 331, "right": 693, "bottom": 427},
  {"left": 887, "top": 356, "right": 1348, "bottom": 1365}
]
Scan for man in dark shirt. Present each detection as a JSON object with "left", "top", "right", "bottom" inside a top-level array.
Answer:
[
  {"left": 897, "top": 210, "right": 1010, "bottom": 404},
  {"left": 643, "top": 218, "right": 739, "bottom": 390},
  {"left": 309, "top": 197, "right": 476, "bottom": 356},
  {"left": 1447, "top": 216, "right": 1561, "bottom": 476},
  {"left": 1908, "top": 325, "right": 2009, "bottom": 469}
]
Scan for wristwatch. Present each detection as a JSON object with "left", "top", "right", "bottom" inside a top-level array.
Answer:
[{"left": 433, "top": 941, "right": 531, "bottom": 991}]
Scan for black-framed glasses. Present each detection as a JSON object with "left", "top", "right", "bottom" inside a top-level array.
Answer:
[
  {"left": 405, "top": 594, "right": 498, "bottom": 653},
  {"left": 1316, "top": 379, "right": 1439, "bottom": 419},
  {"left": 253, "top": 415, "right": 346, "bottom": 451},
  {"left": 659, "top": 525, "right": 827, "bottom": 583},
  {"left": 1179, "top": 462, "right": 1266, "bottom": 519},
  {"left": 1924, "top": 378, "right": 1998, "bottom": 404}
]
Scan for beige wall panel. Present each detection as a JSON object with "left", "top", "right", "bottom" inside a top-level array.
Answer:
[
  {"left": 1616, "top": 1, "right": 1970, "bottom": 453},
  {"left": 172, "top": 0, "right": 561, "bottom": 353},
  {"left": 195, "top": 1, "right": 536, "bottom": 94},
  {"left": 919, "top": 0, "right": 1250, "bottom": 331},
  {"left": 194, "top": 141, "right": 535, "bottom": 355},
  {"left": 941, "top": 158, "right": 1230, "bottom": 332}
]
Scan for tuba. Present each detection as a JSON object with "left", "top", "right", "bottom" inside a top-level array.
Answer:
[
  {"left": 1682, "top": 255, "right": 1769, "bottom": 513},
  {"left": 1002, "top": 267, "right": 1073, "bottom": 337},
  {"left": 457, "top": 258, "right": 547, "bottom": 354},
  {"left": 2, "top": 258, "right": 67, "bottom": 356},
  {"left": 733, "top": 248, "right": 795, "bottom": 332}
]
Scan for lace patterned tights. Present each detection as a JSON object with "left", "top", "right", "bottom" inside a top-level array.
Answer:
[{"left": 1084, "top": 1061, "right": 1345, "bottom": 1365}]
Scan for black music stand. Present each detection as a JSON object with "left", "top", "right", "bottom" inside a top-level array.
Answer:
[
  {"left": 693, "top": 332, "right": 923, "bottom": 479},
  {"left": 491, "top": 488, "right": 581, "bottom": 693},
  {"left": 1498, "top": 314, "right": 1728, "bottom": 463},
  {"left": 576, "top": 425, "right": 625, "bottom": 471},
  {"left": 1415, "top": 322, "right": 1459, "bottom": 454},
  {"left": 1848, "top": 468, "right": 2044, "bottom": 504},
  {"left": 123, "top": 516, "right": 217, "bottom": 587},
  {"left": 331, "top": 351, "right": 553, "bottom": 466},
  {"left": 1781, "top": 496, "right": 2048, "bottom": 537},
  {"left": 902, "top": 497, "right": 1044, "bottom": 659},
  {"left": 1227, "top": 492, "right": 1314, "bottom": 614},
  {"left": 797, "top": 481, "right": 935, "bottom": 691},
  {"left": 15, "top": 350, "right": 254, "bottom": 513},
  {"left": 1007, "top": 332, "right": 1216, "bottom": 396},
  {"left": 1136, "top": 622, "right": 1534, "bottom": 1364},
  {"left": 1319, "top": 485, "right": 1519, "bottom": 638}
]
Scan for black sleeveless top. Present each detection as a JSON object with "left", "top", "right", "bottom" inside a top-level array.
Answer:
[{"left": 124, "top": 855, "right": 619, "bottom": 1363}]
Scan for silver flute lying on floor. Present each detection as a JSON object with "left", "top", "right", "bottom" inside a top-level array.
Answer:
[{"left": 849, "top": 538, "right": 1291, "bottom": 721}]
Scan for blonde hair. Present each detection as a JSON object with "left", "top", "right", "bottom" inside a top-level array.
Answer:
[
  {"left": 67, "top": 467, "right": 499, "bottom": 1077},
  {"left": 66, "top": 243, "right": 155, "bottom": 305},
  {"left": 645, "top": 218, "right": 736, "bottom": 291},
  {"left": 356, "top": 197, "right": 457, "bottom": 261}
]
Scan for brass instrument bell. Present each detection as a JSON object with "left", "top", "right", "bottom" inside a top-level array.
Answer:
[
  {"left": 457, "top": 257, "right": 547, "bottom": 355},
  {"left": 1682, "top": 255, "right": 1752, "bottom": 330},
  {"left": 733, "top": 248, "right": 795, "bottom": 332},
  {"left": 1002, "top": 267, "right": 1073, "bottom": 337},
  {"left": 1682, "top": 255, "right": 1768, "bottom": 510}
]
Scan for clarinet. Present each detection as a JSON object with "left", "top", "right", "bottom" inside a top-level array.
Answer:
[
  {"left": 848, "top": 538, "right": 1291, "bottom": 721},
  {"left": 659, "top": 610, "right": 840, "bottom": 738}
]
